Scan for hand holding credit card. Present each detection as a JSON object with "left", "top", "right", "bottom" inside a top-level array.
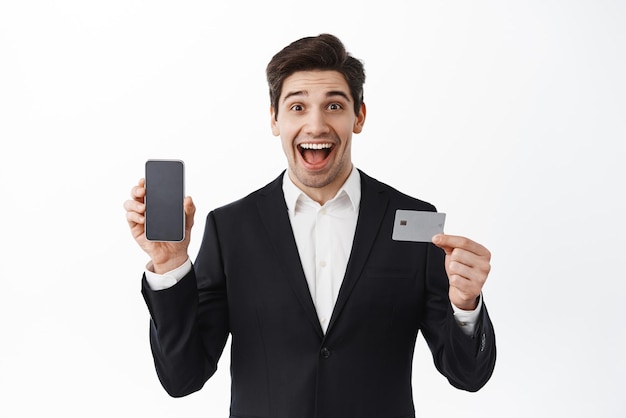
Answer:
[{"left": 392, "top": 210, "right": 446, "bottom": 242}]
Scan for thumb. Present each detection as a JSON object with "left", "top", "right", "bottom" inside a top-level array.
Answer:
[{"left": 184, "top": 196, "right": 196, "bottom": 229}]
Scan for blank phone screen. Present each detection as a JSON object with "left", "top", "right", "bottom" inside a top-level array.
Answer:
[{"left": 145, "top": 159, "right": 185, "bottom": 241}]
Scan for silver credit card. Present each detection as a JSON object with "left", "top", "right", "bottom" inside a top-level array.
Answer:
[{"left": 392, "top": 210, "right": 446, "bottom": 242}]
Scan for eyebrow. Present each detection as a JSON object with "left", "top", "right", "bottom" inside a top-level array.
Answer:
[{"left": 282, "top": 90, "right": 352, "bottom": 103}]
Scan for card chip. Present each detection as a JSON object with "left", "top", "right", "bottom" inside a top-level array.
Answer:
[{"left": 400, "top": 220, "right": 407, "bottom": 226}]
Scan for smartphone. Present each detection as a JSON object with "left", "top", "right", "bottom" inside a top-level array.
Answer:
[{"left": 144, "top": 159, "right": 185, "bottom": 242}]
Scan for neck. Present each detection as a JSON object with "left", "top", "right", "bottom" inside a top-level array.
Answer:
[{"left": 289, "top": 165, "right": 353, "bottom": 205}]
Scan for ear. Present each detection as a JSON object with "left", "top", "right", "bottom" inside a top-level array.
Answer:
[
  {"left": 270, "top": 106, "right": 280, "bottom": 136},
  {"left": 353, "top": 103, "right": 366, "bottom": 134}
]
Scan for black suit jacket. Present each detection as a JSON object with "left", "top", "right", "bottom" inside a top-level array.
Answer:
[{"left": 142, "top": 170, "right": 496, "bottom": 418}]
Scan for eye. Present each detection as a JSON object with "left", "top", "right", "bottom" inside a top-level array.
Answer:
[
  {"left": 290, "top": 104, "right": 304, "bottom": 112},
  {"left": 327, "top": 103, "right": 343, "bottom": 111}
]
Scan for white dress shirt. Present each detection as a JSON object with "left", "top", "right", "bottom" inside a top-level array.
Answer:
[
  {"left": 145, "top": 167, "right": 481, "bottom": 335},
  {"left": 282, "top": 167, "right": 360, "bottom": 333}
]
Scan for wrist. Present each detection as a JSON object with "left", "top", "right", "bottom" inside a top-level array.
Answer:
[
  {"left": 150, "top": 254, "right": 189, "bottom": 274},
  {"left": 453, "top": 295, "right": 480, "bottom": 311}
]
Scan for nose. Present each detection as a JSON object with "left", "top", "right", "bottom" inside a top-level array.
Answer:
[{"left": 303, "top": 108, "right": 330, "bottom": 137}]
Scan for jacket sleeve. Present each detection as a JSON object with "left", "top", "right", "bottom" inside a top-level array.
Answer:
[
  {"left": 141, "top": 211, "right": 230, "bottom": 397},
  {"left": 419, "top": 243, "right": 497, "bottom": 392}
]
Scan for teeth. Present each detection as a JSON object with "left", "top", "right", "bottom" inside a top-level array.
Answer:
[{"left": 299, "top": 143, "right": 332, "bottom": 150}]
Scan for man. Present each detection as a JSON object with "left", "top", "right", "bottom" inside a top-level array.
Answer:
[{"left": 125, "top": 33, "right": 496, "bottom": 417}]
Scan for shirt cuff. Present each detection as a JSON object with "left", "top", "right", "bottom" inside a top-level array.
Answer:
[
  {"left": 144, "top": 258, "right": 192, "bottom": 291},
  {"left": 451, "top": 294, "right": 483, "bottom": 337}
]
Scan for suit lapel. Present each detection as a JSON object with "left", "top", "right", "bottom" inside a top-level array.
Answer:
[
  {"left": 256, "top": 173, "right": 324, "bottom": 339},
  {"left": 325, "top": 171, "right": 390, "bottom": 337}
]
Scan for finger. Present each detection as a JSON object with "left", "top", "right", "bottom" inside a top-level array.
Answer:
[
  {"left": 447, "top": 263, "right": 485, "bottom": 295},
  {"left": 184, "top": 196, "right": 196, "bottom": 216},
  {"left": 448, "top": 274, "right": 478, "bottom": 295},
  {"left": 446, "top": 247, "right": 491, "bottom": 282},
  {"left": 449, "top": 275, "right": 483, "bottom": 303},
  {"left": 131, "top": 178, "right": 146, "bottom": 201},
  {"left": 123, "top": 198, "right": 145, "bottom": 216},
  {"left": 131, "top": 185, "right": 146, "bottom": 201},
  {"left": 184, "top": 196, "right": 196, "bottom": 229},
  {"left": 125, "top": 204, "right": 145, "bottom": 224},
  {"left": 447, "top": 260, "right": 488, "bottom": 284},
  {"left": 432, "top": 234, "right": 491, "bottom": 258},
  {"left": 447, "top": 247, "right": 491, "bottom": 271}
]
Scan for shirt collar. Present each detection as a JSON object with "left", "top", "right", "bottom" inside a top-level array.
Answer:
[{"left": 283, "top": 166, "right": 361, "bottom": 215}]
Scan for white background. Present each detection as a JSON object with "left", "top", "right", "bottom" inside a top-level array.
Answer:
[{"left": 1, "top": 1, "right": 624, "bottom": 416}]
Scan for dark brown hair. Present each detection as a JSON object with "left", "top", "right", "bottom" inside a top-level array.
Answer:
[{"left": 266, "top": 34, "right": 365, "bottom": 119}]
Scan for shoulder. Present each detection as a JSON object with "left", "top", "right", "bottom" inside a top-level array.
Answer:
[
  {"left": 210, "top": 172, "right": 285, "bottom": 218},
  {"left": 358, "top": 169, "right": 437, "bottom": 212}
]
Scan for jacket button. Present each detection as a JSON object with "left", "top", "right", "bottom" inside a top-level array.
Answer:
[{"left": 320, "top": 347, "right": 331, "bottom": 359}]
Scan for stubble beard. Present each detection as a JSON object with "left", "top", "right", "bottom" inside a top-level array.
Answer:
[{"left": 291, "top": 156, "right": 351, "bottom": 191}]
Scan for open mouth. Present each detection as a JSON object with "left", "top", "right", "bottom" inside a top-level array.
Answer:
[{"left": 298, "top": 143, "right": 333, "bottom": 166}]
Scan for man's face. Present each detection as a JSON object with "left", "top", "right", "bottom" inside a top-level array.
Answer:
[{"left": 271, "top": 70, "right": 366, "bottom": 203}]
